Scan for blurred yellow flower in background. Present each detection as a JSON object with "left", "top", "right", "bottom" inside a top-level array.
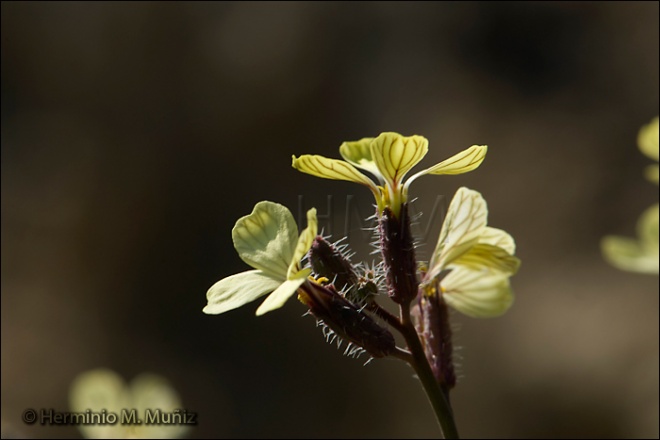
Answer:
[
  {"left": 69, "top": 369, "right": 189, "bottom": 439},
  {"left": 638, "top": 117, "right": 659, "bottom": 184},
  {"left": 602, "top": 117, "right": 659, "bottom": 274}
]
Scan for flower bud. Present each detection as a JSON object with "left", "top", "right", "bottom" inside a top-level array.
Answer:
[
  {"left": 298, "top": 281, "right": 396, "bottom": 358},
  {"left": 379, "top": 204, "right": 419, "bottom": 304},
  {"left": 412, "top": 286, "right": 456, "bottom": 390},
  {"left": 308, "top": 236, "right": 358, "bottom": 291}
]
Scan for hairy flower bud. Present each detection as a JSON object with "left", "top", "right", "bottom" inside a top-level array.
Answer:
[
  {"left": 298, "top": 282, "right": 396, "bottom": 358},
  {"left": 308, "top": 236, "right": 358, "bottom": 291},
  {"left": 379, "top": 204, "right": 419, "bottom": 304},
  {"left": 413, "top": 285, "right": 456, "bottom": 390}
]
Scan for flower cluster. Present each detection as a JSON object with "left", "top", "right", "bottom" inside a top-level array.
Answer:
[
  {"left": 206, "top": 133, "right": 516, "bottom": 318},
  {"left": 203, "top": 132, "right": 521, "bottom": 437}
]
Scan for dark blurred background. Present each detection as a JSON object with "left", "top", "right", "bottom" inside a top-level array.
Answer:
[{"left": 2, "top": 2, "right": 658, "bottom": 438}]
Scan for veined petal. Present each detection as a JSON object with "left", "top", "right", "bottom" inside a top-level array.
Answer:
[
  {"left": 479, "top": 226, "right": 516, "bottom": 254},
  {"left": 232, "top": 201, "right": 298, "bottom": 279},
  {"left": 441, "top": 267, "right": 514, "bottom": 318},
  {"left": 292, "top": 154, "right": 378, "bottom": 190},
  {"left": 427, "top": 187, "right": 488, "bottom": 278},
  {"left": 638, "top": 117, "right": 659, "bottom": 162},
  {"left": 370, "top": 133, "right": 428, "bottom": 187},
  {"left": 255, "top": 277, "right": 307, "bottom": 316},
  {"left": 407, "top": 145, "right": 487, "bottom": 188},
  {"left": 287, "top": 208, "right": 318, "bottom": 279},
  {"left": 204, "top": 270, "right": 283, "bottom": 315},
  {"left": 452, "top": 243, "right": 521, "bottom": 275},
  {"left": 339, "top": 138, "right": 381, "bottom": 178}
]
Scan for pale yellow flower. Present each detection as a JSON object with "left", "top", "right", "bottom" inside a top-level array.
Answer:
[
  {"left": 602, "top": 117, "right": 659, "bottom": 274},
  {"left": 292, "top": 132, "right": 486, "bottom": 217},
  {"left": 204, "top": 201, "right": 317, "bottom": 316},
  {"left": 602, "top": 204, "right": 659, "bottom": 274},
  {"left": 423, "top": 187, "right": 520, "bottom": 318},
  {"left": 69, "top": 369, "right": 188, "bottom": 439}
]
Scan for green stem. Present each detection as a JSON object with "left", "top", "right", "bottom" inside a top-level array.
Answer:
[{"left": 400, "top": 302, "right": 459, "bottom": 439}]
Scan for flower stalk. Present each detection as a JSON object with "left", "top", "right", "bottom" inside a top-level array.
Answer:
[{"left": 400, "top": 299, "right": 459, "bottom": 439}]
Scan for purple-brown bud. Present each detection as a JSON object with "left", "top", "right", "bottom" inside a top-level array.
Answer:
[
  {"left": 298, "top": 281, "right": 396, "bottom": 358},
  {"left": 379, "top": 204, "right": 419, "bottom": 304},
  {"left": 412, "top": 285, "right": 456, "bottom": 390},
  {"left": 308, "top": 236, "right": 358, "bottom": 292}
]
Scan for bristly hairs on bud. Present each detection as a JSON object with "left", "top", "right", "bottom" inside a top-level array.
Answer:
[
  {"left": 379, "top": 204, "right": 419, "bottom": 305},
  {"left": 352, "top": 260, "right": 387, "bottom": 302},
  {"left": 406, "top": 197, "right": 433, "bottom": 263},
  {"left": 298, "top": 282, "right": 397, "bottom": 359},
  {"left": 307, "top": 310, "right": 374, "bottom": 362},
  {"left": 308, "top": 235, "right": 359, "bottom": 292}
]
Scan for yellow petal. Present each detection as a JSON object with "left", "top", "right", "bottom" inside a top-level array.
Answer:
[
  {"left": 638, "top": 116, "right": 659, "bottom": 162},
  {"left": 601, "top": 203, "right": 659, "bottom": 274},
  {"left": 287, "top": 208, "right": 318, "bottom": 279},
  {"left": 370, "top": 132, "right": 428, "bottom": 186},
  {"left": 232, "top": 201, "right": 298, "bottom": 279},
  {"left": 419, "top": 145, "right": 487, "bottom": 176},
  {"left": 452, "top": 243, "right": 521, "bottom": 275},
  {"left": 441, "top": 267, "right": 514, "bottom": 318},
  {"left": 130, "top": 374, "right": 189, "bottom": 439},
  {"left": 339, "top": 137, "right": 381, "bottom": 178},
  {"left": 255, "top": 277, "right": 307, "bottom": 316},
  {"left": 292, "top": 154, "right": 377, "bottom": 189},
  {"left": 204, "top": 270, "right": 283, "bottom": 315},
  {"left": 427, "top": 187, "right": 488, "bottom": 278},
  {"left": 479, "top": 226, "right": 516, "bottom": 254},
  {"left": 70, "top": 369, "right": 129, "bottom": 412},
  {"left": 131, "top": 374, "right": 183, "bottom": 413},
  {"left": 601, "top": 236, "right": 659, "bottom": 274},
  {"left": 69, "top": 369, "right": 131, "bottom": 439}
]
